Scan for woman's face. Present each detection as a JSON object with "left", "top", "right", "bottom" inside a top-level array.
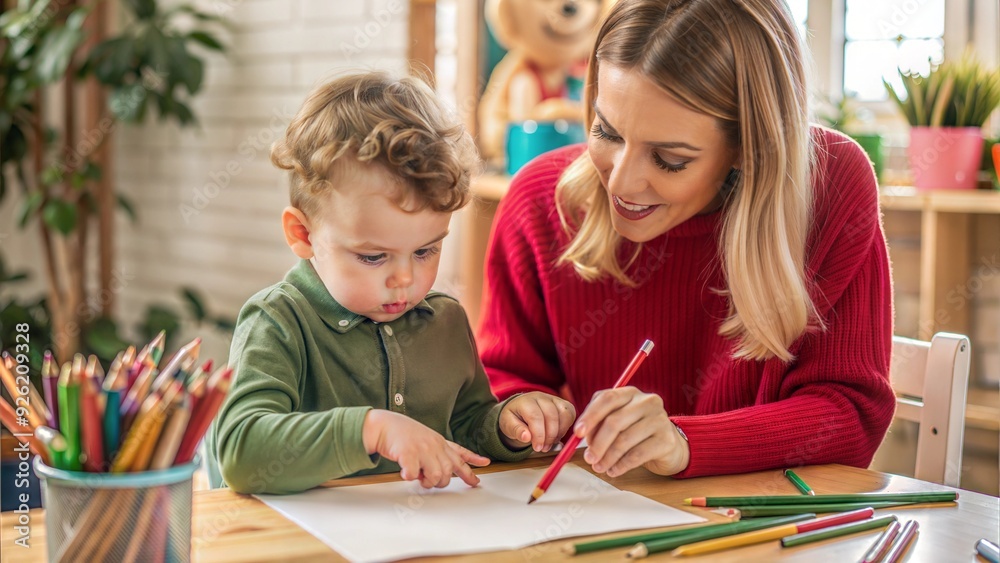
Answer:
[{"left": 588, "top": 64, "right": 739, "bottom": 242}]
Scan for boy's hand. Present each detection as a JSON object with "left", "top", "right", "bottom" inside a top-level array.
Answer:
[
  {"left": 499, "top": 392, "right": 576, "bottom": 452},
  {"left": 362, "top": 410, "right": 490, "bottom": 488}
]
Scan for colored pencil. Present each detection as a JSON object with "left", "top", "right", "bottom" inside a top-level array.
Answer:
[
  {"left": 111, "top": 380, "right": 181, "bottom": 473},
  {"left": 57, "top": 359, "right": 82, "bottom": 470},
  {"left": 565, "top": 514, "right": 814, "bottom": 555},
  {"left": 860, "top": 519, "right": 901, "bottom": 563},
  {"left": 528, "top": 339, "right": 654, "bottom": 504},
  {"left": 882, "top": 519, "right": 919, "bottom": 563},
  {"left": 727, "top": 500, "right": 941, "bottom": 517},
  {"left": 0, "top": 357, "right": 45, "bottom": 429},
  {"left": 149, "top": 394, "right": 191, "bottom": 470},
  {"left": 976, "top": 539, "right": 1000, "bottom": 563},
  {"left": 784, "top": 469, "right": 814, "bottom": 495},
  {"left": 174, "top": 366, "right": 232, "bottom": 464},
  {"left": 637, "top": 508, "right": 875, "bottom": 558},
  {"left": 148, "top": 330, "right": 166, "bottom": 366},
  {"left": 124, "top": 344, "right": 151, "bottom": 394},
  {"left": 78, "top": 357, "right": 106, "bottom": 472},
  {"left": 684, "top": 491, "right": 957, "bottom": 506},
  {"left": 41, "top": 351, "right": 60, "bottom": 431},
  {"left": 34, "top": 426, "right": 68, "bottom": 469},
  {"left": 151, "top": 337, "right": 201, "bottom": 393},
  {"left": 0, "top": 398, "right": 50, "bottom": 464},
  {"left": 120, "top": 362, "right": 157, "bottom": 431},
  {"left": 102, "top": 352, "right": 127, "bottom": 459},
  {"left": 780, "top": 515, "right": 897, "bottom": 547}
]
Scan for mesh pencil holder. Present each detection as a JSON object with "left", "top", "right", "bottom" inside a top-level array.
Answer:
[{"left": 34, "top": 457, "right": 199, "bottom": 563}]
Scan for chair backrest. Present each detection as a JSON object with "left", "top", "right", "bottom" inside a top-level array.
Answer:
[{"left": 889, "top": 332, "right": 970, "bottom": 487}]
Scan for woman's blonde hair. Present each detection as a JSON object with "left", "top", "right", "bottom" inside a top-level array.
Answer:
[
  {"left": 556, "top": 0, "right": 820, "bottom": 362},
  {"left": 271, "top": 72, "right": 479, "bottom": 217}
]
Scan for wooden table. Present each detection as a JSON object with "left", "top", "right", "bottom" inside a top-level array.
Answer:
[{"left": 2, "top": 453, "right": 998, "bottom": 562}]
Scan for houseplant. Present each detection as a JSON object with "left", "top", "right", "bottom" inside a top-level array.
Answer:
[
  {"left": 885, "top": 50, "right": 1000, "bottom": 190},
  {"left": 0, "top": 0, "right": 231, "bottom": 366},
  {"left": 883, "top": 51, "right": 1000, "bottom": 189},
  {"left": 816, "top": 92, "right": 883, "bottom": 181}
]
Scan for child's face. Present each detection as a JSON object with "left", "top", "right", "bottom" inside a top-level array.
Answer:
[{"left": 307, "top": 163, "right": 451, "bottom": 323}]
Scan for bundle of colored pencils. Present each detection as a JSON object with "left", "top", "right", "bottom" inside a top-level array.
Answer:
[{"left": 0, "top": 332, "right": 232, "bottom": 473}]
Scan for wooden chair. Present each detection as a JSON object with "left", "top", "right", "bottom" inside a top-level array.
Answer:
[{"left": 877, "top": 333, "right": 971, "bottom": 487}]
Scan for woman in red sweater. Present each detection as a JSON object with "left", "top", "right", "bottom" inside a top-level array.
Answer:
[{"left": 478, "top": 0, "right": 895, "bottom": 479}]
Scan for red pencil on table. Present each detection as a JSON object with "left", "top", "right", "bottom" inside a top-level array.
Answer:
[{"left": 528, "top": 339, "right": 655, "bottom": 504}]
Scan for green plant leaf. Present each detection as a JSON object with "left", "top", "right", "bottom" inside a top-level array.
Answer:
[
  {"left": 212, "top": 316, "right": 236, "bottom": 333},
  {"left": 187, "top": 31, "right": 224, "bottom": 52},
  {"left": 84, "top": 36, "right": 136, "bottom": 85},
  {"left": 181, "top": 287, "right": 207, "bottom": 321},
  {"left": 82, "top": 160, "right": 102, "bottom": 180},
  {"left": 117, "top": 193, "right": 138, "bottom": 222},
  {"left": 166, "top": 37, "right": 202, "bottom": 94},
  {"left": 34, "top": 25, "right": 85, "bottom": 82},
  {"left": 42, "top": 199, "right": 77, "bottom": 234},
  {"left": 18, "top": 191, "right": 44, "bottom": 227},
  {"left": 140, "top": 305, "right": 181, "bottom": 344},
  {"left": 40, "top": 165, "right": 62, "bottom": 186},
  {"left": 66, "top": 7, "right": 90, "bottom": 31},
  {"left": 127, "top": 0, "right": 158, "bottom": 21},
  {"left": 173, "top": 99, "right": 196, "bottom": 125},
  {"left": 85, "top": 316, "right": 131, "bottom": 360},
  {"left": 109, "top": 83, "right": 148, "bottom": 121}
]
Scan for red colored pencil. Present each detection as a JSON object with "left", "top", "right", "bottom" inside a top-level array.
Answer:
[
  {"left": 79, "top": 356, "right": 106, "bottom": 472},
  {"left": 528, "top": 339, "right": 654, "bottom": 504},
  {"left": 173, "top": 367, "right": 232, "bottom": 465}
]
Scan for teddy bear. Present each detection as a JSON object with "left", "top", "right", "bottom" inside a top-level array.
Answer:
[{"left": 478, "top": 0, "right": 606, "bottom": 162}]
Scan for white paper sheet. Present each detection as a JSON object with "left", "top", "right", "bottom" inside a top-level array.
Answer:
[{"left": 256, "top": 466, "right": 705, "bottom": 562}]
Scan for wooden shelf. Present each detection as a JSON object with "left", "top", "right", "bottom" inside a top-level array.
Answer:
[{"left": 880, "top": 187, "right": 1000, "bottom": 213}]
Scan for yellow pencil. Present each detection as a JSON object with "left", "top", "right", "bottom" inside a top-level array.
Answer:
[
  {"left": 149, "top": 394, "right": 191, "bottom": 470},
  {"left": 111, "top": 381, "right": 181, "bottom": 472},
  {"left": 663, "top": 508, "right": 875, "bottom": 557}
]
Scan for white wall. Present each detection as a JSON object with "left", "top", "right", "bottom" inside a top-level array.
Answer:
[{"left": 113, "top": 0, "right": 416, "bottom": 363}]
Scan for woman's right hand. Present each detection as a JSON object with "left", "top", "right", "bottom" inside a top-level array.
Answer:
[{"left": 361, "top": 409, "right": 490, "bottom": 488}]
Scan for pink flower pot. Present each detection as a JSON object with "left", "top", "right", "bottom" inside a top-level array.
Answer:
[{"left": 907, "top": 127, "right": 984, "bottom": 190}]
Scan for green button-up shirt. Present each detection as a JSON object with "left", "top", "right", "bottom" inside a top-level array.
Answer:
[{"left": 206, "top": 260, "right": 530, "bottom": 494}]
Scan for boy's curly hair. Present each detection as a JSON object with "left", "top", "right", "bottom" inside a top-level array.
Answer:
[{"left": 271, "top": 72, "right": 479, "bottom": 217}]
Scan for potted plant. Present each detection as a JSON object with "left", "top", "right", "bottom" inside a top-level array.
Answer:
[
  {"left": 885, "top": 50, "right": 1000, "bottom": 190},
  {"left": 816, "top": 92, "right": 883, "bottom": 181}
]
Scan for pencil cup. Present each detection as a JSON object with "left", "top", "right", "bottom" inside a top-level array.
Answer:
[{"left": 34, "top": 456, "right": 199, "bottom": 563}]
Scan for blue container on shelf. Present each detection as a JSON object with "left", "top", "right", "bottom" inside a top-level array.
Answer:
[{"left": 506, "top": 120, "right": 586, "bottom": 175}]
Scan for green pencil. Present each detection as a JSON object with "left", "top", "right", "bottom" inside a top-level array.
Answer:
[
  {"left": 622, "top": 514, "right": 817, "bottom": 555},
  {"left": 685, "top": 491, "right": 957, "bottom": 506},
  {"left": 56, "top": 361, "right": 81, "bottom": 471},
  {"left": 565, "top": 515, "right": 813, "bottom": 555},
  {"left": 784, "top": 469, "right": 814, "bottom": 495},
  {"left": 734, "top": 501, "right": 924, "bottom": 517},
  {"left": 781, "top": 515, "right": 898, "bottom": 547}
]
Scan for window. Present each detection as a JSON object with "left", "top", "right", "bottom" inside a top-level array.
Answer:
[
  {"left": 786, "top": 0, "right": 809, "bottom": 39},
  {"left": 843, "top": 0, "right": 945, "bottom": 101}
]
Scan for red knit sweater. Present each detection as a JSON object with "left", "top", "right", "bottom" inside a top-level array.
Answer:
[{"left": 478, "top": 127, "right": 895, "bottom": 478}]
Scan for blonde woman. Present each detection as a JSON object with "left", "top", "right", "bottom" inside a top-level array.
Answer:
[{"left": 478, "top": 0, "right": 895, "bottom": 479}]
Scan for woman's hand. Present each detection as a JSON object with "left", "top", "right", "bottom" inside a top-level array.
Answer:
[
  {"left": 362, "top": 410, "right": 490, "bottom": 488},
  {"left": 499, "top": 392, "right": 576, "bottom": 452},
  {"left": 574, "top": 387, "right": 690, "bottom": 477}
]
